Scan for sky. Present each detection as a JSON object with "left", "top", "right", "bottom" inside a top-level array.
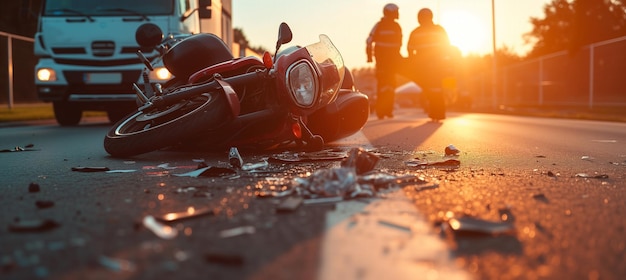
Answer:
[{"left": 231, "top": 0, "right": 552, "bottom": 69}]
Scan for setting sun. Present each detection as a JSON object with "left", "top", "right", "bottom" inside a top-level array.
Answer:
[{"left": 439, "top": 10, "right": 489, "bottom": 55}]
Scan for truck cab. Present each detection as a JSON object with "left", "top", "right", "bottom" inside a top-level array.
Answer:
[{"left": 34, "top": 0, "right": 211, "bottom": 125}]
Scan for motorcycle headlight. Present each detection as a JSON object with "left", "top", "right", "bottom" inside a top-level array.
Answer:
[
  {"left": 287, "top": 62, "right": 317, "bottom": 107},
  {"left": 149, "top": 66, "right": 172, "bottom": 81}
]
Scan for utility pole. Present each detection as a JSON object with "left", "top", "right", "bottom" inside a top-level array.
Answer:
[{"left": 491, "top": 0, "right": 498, "bottom": 108}]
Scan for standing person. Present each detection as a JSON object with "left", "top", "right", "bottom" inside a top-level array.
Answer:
[
  {"left": 406, "top": 8, "right": 451, "bottom": 122},
  {"left": 366, "top": 3, "right": 403, "bottom": 120}
]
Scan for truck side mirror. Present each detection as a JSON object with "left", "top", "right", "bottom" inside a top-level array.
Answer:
[{"left": 198, "top": 0, "right": 212, "bottom": 19}]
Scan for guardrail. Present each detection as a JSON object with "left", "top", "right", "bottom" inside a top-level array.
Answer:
[{"left": 1, "top": 31, "right": 34, "bottom": 109}]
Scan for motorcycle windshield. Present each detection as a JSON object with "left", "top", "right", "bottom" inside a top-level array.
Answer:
[{"left": 305, "top": 35, "right": 345, "bottom": 101}]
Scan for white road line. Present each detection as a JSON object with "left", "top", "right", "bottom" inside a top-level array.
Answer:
[{"left": 318, "top": 129, "right": 471, "bottom": 280}]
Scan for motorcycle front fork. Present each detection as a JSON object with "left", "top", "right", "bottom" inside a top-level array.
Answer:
[{"left": 291, "top": 116, "right": 324, "bottom": 150}]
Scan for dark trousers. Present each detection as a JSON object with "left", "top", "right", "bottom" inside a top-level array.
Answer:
[{"left": 375, "top": 68, "right": 396, "bottom": 118}]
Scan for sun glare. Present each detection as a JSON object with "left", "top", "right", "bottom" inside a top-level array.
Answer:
[{"left": 439, "top": 10, "right": 489, "bottom": 55}]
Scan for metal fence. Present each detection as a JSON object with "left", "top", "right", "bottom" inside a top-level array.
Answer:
[
  {"left": 0, "top": 31, "right": 35, "bottom": 108},
  {"left": 501, "top": 35, "right": 626, "bottom": 108}
]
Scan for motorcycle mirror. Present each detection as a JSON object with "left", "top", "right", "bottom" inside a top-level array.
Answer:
[
  {"left": 274, "top": 22, "right": 292, "bottom": 54},
  {"left": 135, "top": 23, "right": 163, "bottom": 49}
]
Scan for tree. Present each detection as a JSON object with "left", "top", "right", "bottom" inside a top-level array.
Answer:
[
  {"left": 234, "top": 27, "right": 267, "bottom": 54},
  {"left": 525, "top": 0, "right": 626, "bottom": 57}
]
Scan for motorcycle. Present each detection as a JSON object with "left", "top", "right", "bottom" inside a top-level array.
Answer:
[{"left": 104, "top": 23, "right": 369, "bottom": 157}]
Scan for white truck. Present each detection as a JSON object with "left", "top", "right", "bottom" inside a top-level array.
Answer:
[{"left": 34, "top": 0, "right": 218, "bottom": 125}]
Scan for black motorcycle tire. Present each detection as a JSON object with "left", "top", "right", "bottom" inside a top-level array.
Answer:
[{"left": 104, "top": 91, "right": 232, "bottom": 157}]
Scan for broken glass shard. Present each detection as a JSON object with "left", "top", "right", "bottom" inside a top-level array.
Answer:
[
  {"left": 447, "top": 216, "right": 514, "bottom": 235},
  {"left": 575, "top": 173, "right": 609, "bottom": 179},
  {"left": 71, "top": 167, "right": 110, "bottom": 172},
  {"left": 8, "top": 219, "right": 60, "bottom": 233},
  {"left": 142, "top": 215, "right": 177, "bottom": 239},
  {"left": 174, "top": 166, "right": 236, "bottom": 178},
  {"left": 99, "top": 255, "right": 136, "bottom": 272},
  {"left": 276, "top": 197, "right": 303, "bottom": 213},
  {"left": 219, "top": 226, "right": 256, "bottom": 238},
  {"left": 156, "top": 207, "right": 213, "bottom": 222},
  {"left": 242, "top": 160, "right": 269, "bottom": 171}
]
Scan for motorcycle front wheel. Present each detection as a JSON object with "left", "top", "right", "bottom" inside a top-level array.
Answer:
[{"left": 104, "top": 92, "right": 232, "bottom": 157}]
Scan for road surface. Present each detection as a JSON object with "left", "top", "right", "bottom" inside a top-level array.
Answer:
[{"left": 1, "top": 109, "right": 625, "bottom": 280}]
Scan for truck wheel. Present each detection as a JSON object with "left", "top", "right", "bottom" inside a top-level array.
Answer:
[
  {"left": 104, "top": 92, "right": 232, "bottom": 157},
  {"left": 53, "top": 101, "right": 82, "bottom": 126}
]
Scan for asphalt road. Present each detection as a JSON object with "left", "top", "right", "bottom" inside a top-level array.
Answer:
[{"left": 1, "top": 109, "right": 625, "bottom": 280}]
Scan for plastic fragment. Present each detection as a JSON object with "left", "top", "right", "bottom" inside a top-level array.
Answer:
[
  {"left": 405, "top": 158, "right": 460, "bottom": 168},
  {"left": 8, "top": 219, "right": 60, "bottom": 233},
  {"left": 71, "top": 166, "right": 111, "bottom": 172},
  {"left": 35, "top": 200, "right": 55, "bottom": 209},
  {"left": 575, "top": 173, "right": 609, "bottom": 179},
  {"left": 174, "top": 166, "right": 236, "bottom": 178},
  {"left": 143, "top": 215, "right": 177, "bottom": 239},
  {"left": 340, "top": 147, "right": 379, "bottom": 174},
  {"left": 268, "top": 150, "right": 347, "bottom": 163},
  {"left": 447, "top": 216, "right": 514, "bottom": 235},
  {"left": 414, "top": 182, "right": 439, "bottom": 191},
  {"left": 28, "top": 182, "right": 40, "bottom": 193},
  {"left": 303, "top": 197, "right": 343, "bottom": 205},
  {"left": 204, "top": 253, "right": 244, "bottom": 266},
  {"left": 242, "top": 160, "right": 269, "bottom": 171},
  {"left": 445, "top": 144, "right": 460, "bottom": 156},
  {"left": 219, "top": 226, "right": 256, "bottom": 238},
  {"left": 229, "top": 147, "right": 243, "bottom": 168},
  {"left": 99, "top": 255, "right": 136, "bottom": 272},
  {"left": 276, "top": 197, "right": 303, "bottom": 213}
]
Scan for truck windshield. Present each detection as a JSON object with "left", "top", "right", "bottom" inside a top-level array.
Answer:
[{"left": 43, "top": 0, "right": 174, "bottom": 16}]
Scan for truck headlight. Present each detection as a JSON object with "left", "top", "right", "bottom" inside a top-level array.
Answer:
[
  {"left": 150, "top": 67, "right": 172, "bottom": 81},
  {"left": 36, "top": 68, "right": 57, "bottom": 82},
  {"left": 287, "top": 61, "right": 317, "bottom": 107}
]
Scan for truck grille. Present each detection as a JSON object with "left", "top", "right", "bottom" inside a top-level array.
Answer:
[{"left": 92, "top": 41, "right": 115, "bottom": 57}]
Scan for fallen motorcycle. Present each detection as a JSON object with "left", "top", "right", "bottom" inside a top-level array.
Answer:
[{"left": 104, "top": 23, "right": 369, "bottom": 157}]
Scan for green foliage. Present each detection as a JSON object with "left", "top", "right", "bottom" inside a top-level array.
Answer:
[{"left": 525, "top": 0, "right": 626, "bottom": 57}]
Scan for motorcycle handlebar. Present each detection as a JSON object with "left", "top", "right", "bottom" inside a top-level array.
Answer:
[{"left": 152, "top": 71, "right": 265, "bottom": 108}]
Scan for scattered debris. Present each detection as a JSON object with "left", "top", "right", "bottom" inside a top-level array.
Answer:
[
  {"left": 276, "top": 197, "right": 303, "bottom": 213},
  {"left": 71, "top": 166, "right": 111, "bottom": 172},
  {"left": 142, "top": 215, "right": 177, "bottom": 239},
  {"left": 35, "top": 200, "right": 55, "bottom": 209},
  {"left": 229, "top": 147, "right": 243, "bottom": 168},
  {"left": 204, "top": 253, "right": 244, "bottom": 266},
  {"left": 242, "top": 160, "right": 269, "bottom": 171},
  {"left": 581, "top": 156, "right": 594, "bottom": 161},
  {"left": 445, "top": 144, "right": 460, "bottom": 156},
  {"left": 28, "top": 182, "right": 40, "bottom": 193},
  {"left": 0, "top": 144, "right": 37, "bottom": 152},
  {"left": 105, "top": 169, "right": 137, "bottom": 173},
  {"left": 98, "top": 255, "right": 136, "bottom": 272},
  {"left": 156, "top": 207, "right": 213, "bottom": 223},
  {"left": 340, "top": 147, "right": 379, "bottom": 174},
  {"left": 174, "top": 166, "right": 236, "bottom": 178},
  {"left": 219, "top": 226, "right": 256, "bottom": 238},
  {"left": 405, "top": 158, "right": 460, "bottom": 168},
  {"left": 8, "top": 219, "right": 60, "bottom": 233},
  {"left": 269, "top": 149, "right": 347, "bottom": 163},
  {"left": 575, "top": 173, "right": 609, "bottom": 179},
  {"left": 413, "top": 182, "right": 439, "bottom": 192},
  {"left": 446, "top": 216, "right": 515, "bottom": 236}
]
